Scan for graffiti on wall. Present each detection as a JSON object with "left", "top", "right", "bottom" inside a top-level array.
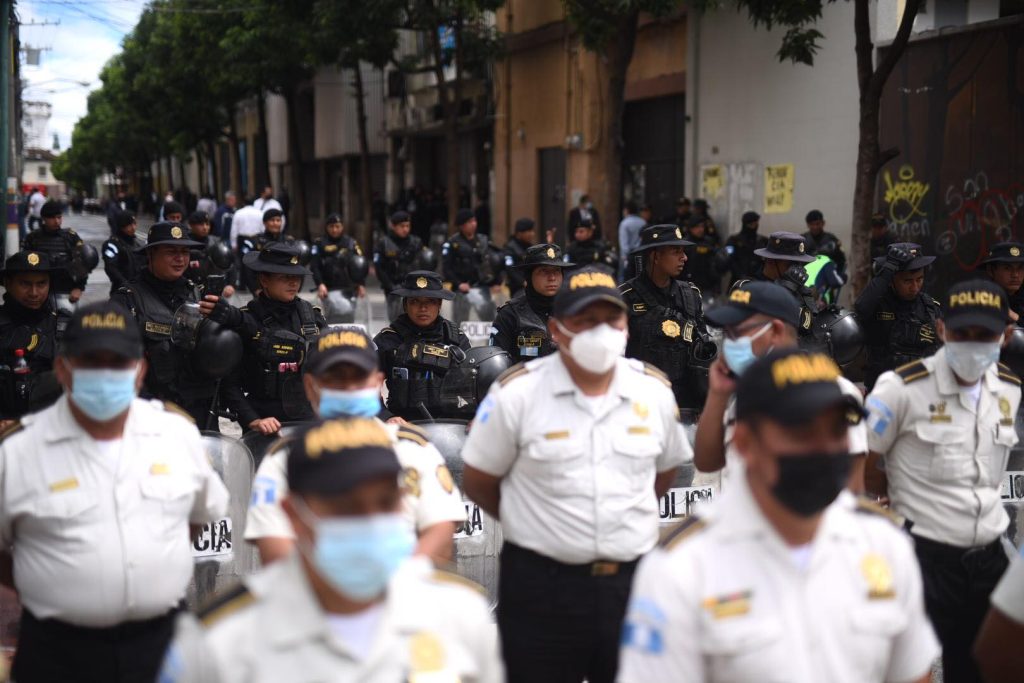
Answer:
[{"left": 936, "top": 171, "right": 1024, "bottom": 269}]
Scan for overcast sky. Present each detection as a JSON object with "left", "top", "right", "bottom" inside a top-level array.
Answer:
[{"left": 18, "top": 0, "right": 145, "bottom": 151}]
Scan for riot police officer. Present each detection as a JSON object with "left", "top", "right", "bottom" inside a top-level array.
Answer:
[
  {"left": 869, "top": 212, "right": 896, "bottom": 261},
  {"left": 748, "top": 231, "right": 819, "bottom": 340},
  {"left": 855, "top": 242, "right": 941, "bottom": 390},
  {"left": 683, "top": 215, "right": 721, "bottom": 295},
  {"left": 310, "top": 213, "right": 367, "bottom": 324},
  {"left": 564, "top": 217, "right": 617, "bottom": 277},
  {"left": 186, "top": 211, "right": 237, "bottom": 299},
  {"left": 22, "top": 200, "right": 89, "bottom": 305},
  {"left": 0, "top": 251, "right": 63, "bottom": 419},
  {"left": 442, "top": 208, "right": 497, "bottom": 324},
  {"left": 111, "top": 222, "right": 232, "bottom": 429},
  {"left": 201, "top": 242, "right": 326, "bottom": 434},
  {"left": 803, "top": 209, "right": 847, "bottom": 277},
  {"left": 490, "top": 243, "right": 572, "bottom": 359},
  {"left": 723, "top": 210, "right": 767, "bottom": 286},
  {"left": 373, "top": 271, "right": 472, "bottom": 421},
  {"left": 375, "top": 211, "right": 426, "bottom": 322},
  {"left": 503, "top": 217, "right": 536, "bottom": 297},
  {"left": 621, "top": 224, "right": 716, "bottom": 417},
  {"left": 239, "top": 208, "right": 294, "bottom": 293},
  {"left": 980, "top": 241, "right": 1024, "bottom": 320},
  {"left": 102, "top": 212, "right": 144, "bottom": 295}
]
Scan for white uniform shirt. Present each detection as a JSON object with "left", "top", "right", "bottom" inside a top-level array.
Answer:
[
  {"left": 28, "top": 191, "right": 45, "bottom": 219},
  {"left": 719, "top": 376, "right": 868, "bottom": 486},
  {"left": 0, "top": 397, "right": 229, "bottom": 627},
  {"left": 866, "top": 349, "right": 1022, "bottom": 547},
  {"left": 228, "top": 205, "right": 266, "bottom": 247},
  {"left": 619, "top": 480, "right": 939, "bottom": 682},
  {"left": 244, "top": 422, "right": 466, "bottom": 542},
  {"left": 991, "top": 544, "right": 1024, "bottom": 624},
  {"left": 462, "top": 354, "right": 691, "bottom": 563},
  {"left": 159, "top": 553, "right": 503, "bottom": 683}
]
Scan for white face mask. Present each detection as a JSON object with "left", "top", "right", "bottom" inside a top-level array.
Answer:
[
  {"left": 555, "top": 320, "right": 627, "bottom": 373},
  {"left": 945, "top": 340, "right": 1001, "bottom": 383}
]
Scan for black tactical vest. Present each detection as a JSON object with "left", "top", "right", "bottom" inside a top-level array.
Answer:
[
  {"left": 242, "top": 297, "right": 319, "bottom": 416},
  {"left": 385, "top": 320, "right": 466, "bottom": 418},
  {"left": 505, "top": 296, "right": 555, "bottom": 359}
]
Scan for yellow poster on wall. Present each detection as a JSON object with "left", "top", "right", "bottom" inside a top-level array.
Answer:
[
  {"left": 763, "top": 164, "right": 794, "bottom": 214},
  {"left": 700, "top": 165, "right": 725, "bottom": 201}
]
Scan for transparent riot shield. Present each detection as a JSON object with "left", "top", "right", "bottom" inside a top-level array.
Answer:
[
  {"left": 1004, "top": 406, "right": 1024, "bottom": 547},
  {"left": 413, "top": 419, "right": 501, "bottom": 609},
  {"left": 187, "top": 433, "right": 257, "bottom": 609},
  {"left": 324, "top": 291, "right": 356, "bottom": 324}
]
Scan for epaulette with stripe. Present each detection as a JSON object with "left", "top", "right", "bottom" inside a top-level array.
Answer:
[
  {"left": 618, "top": 284, "right": 634, "bottom": 294},
  {"left": 640, "top": 362, "right": 672, "bottom": 388},
  {"left": 378, "top": 327, "right": 399, "bottom": 336},
  {"left": 497, "top": 362, "right": 529, "bottom": 387},
  {"left": 431, "top": 569, "right": 486, "bottom": 596},
  {"left": 0, "top": 421, "right": 23, "bottom": 444},
  {"left": 396, "top": 423, "right": 429, "bottom": 446},
  {"left": 659, "top": 515, "right": 706, "bottom": 550},
  {"left": 854, "top": 497, "right": 902, "bottom": 526},
  {"left": 998, "top": 362, "right": 1021, "bottom": 386},
  {"left": 163, "top": 401, "right": 196, "bottom": 424},
  {"left": 895, "top": 360, "right": 929, "bottom": 384},
  {"left": 197, "top": 583, "right": 255, "bottom": 627}
]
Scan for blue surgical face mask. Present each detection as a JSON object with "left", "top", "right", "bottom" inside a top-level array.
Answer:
[
  {"left": 722, "top": 322, "right": 772, "bottom": 375},
  {"left": 318, "top": 387, "right": 382, "bottom": 419},
  {"left": 70, "top": 367, "right": 138, "bottom": 421},
  {"left": 296, "top": 503, "right": 415, "bottom": 601}
]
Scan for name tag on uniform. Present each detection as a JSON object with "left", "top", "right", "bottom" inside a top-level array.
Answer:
[
  {"left": 628, "top": 426, "right": 651, "bottom": 435},
  {"left": 150, "top": 463, "right": 171, "bottom": 475},
  {"left": 877, "top": 312, "right": 895, "bottom": 321},
  {"left": 702, "top": 591, "right": 752, "bottom": 620},
  {"left": 49, "top": 477, "right": 79, "bottom": 492},
  {"left": 632, "top": 303, "right": 647, "bottom": 313},
  {"left": 544, "top": 431, "right": 570, "bottom": 440},
  {"left": 422, "top": 345, "right": 449, "bottom": 358},
  {"left": 144, "top": 322, "right": 172, "bottom": 336}
]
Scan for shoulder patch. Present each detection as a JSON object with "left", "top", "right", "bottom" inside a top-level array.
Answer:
[
  {"left": 163, "top": 401, "right": 196, "bottom": 424},
  {"left": 0, "top": 421, "right": 23, "bottom": 443},
  {"left": 497, "top": 362, "right": 530, "bottom": 387},
  {"left": 396, "top": 423, "right": 429, "bottom": 446},
  {"left": 895, "top": 360, "right": 929, "bottom": 384},
  {"left": 197, "top": 583, "right": 255, "bottom": 627},
  {"left": 640, "top": 362, "right": 672, "bottom": 388},
  {"left": 998, "top": 362, "right": 1022, "bottom": 386},
  {"left": 854, "top": 497, "right": 902, "bottom": 526},
  {"left": 659, "top": 515, "right": 706, "bottom": 550},
  {"left": 431, "top": 569, "right": 486, "bottom": 596}
]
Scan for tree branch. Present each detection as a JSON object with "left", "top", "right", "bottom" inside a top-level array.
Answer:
[{"left": 872, "top": 146, "right": 900, "bottom": 174}]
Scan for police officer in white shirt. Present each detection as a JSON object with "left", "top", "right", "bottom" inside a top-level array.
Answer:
[
  {"left": 620, "top": 349, "right": 939, "bottom": 683},
  {"left": 462, "top": 266, "right": 690, "bottom": 683},
  {"left": 160, "top": 418, "right": 502, "bottom": 683},
  {"left": 865, "top": 278, "right": 1021, "bottom": 683},
  {"left": 694, "top": 281, "right": 869, "bottom": 490},
  {"left": 975, "top": 544, "right": 1024, "bottom": 683},
  {"left": 0, "top": 300, "right": 229, "bottom": 683},
  {"left": 245, "top": 327, "right": 466, "bottom": 566}
]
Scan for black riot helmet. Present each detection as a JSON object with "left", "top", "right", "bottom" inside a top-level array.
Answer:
[
  {"left": 415, "top": 246, "right": 437, "bottom": 271},
  {"left": 207, "top": 240, "right": 234, "bottom": 271},
  {"left": 294, "top": 240, "right": 313, "bottom": 266},
  {"left": 1001, "top": 327, "right": 1024, "bottom": 379},
  {"left": 813, "top": 308, "right": 865, "bottom": 366},
  {"left": 192, "top": 321, "right": 243, "bottom": 379},
  {"left": 67, "top": 243, "right": 100, "bottom": 280},
  {"left": 437, "top": 346, "right": 512, "bottom": 418},
  {"left": 347, "top": 252, "right": 370, "bottom": 282}
]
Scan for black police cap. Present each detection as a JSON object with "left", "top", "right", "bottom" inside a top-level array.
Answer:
[
  {"left": 262, "top": 208, "right": 284, "bottom": 222},
  {"left": 242, "top": 241, "right": 310, "bottom": 275},
  {"left": 391, "top": 270, "right": 454, "bottom": 300},
  {"left": 980, "top": 241, "right": 1024, "bottom": 265},
  {"left": 188, "top": 211, "right": 210, "bottom": 225},
  {"left": 944, "top": 279, "right": 1010, "bottom": 335},
  {"left": 391, "top": 211, "right": 411, "bottom": 224},
  {"left": 631, "top": 224, "right": 693, "bottom": 255},
  {"left": 61, "top": 300, "right": 143, "bottom": 360},
  {"left": 553, "top": 267, "right": 626, "bottom": 318},
  {"left": 455, "top": 208, "right": 475, "bottom": 226},
  {"left": 2, "top": 250, "right": 55, "bottom": 274},
  {"left": 805, "top": 209, "right": 824, "bottom": 223},
  {"left": 513, "top": 217, "right": 535, "bottom": 234},
  {"left": 163, "top": 201, "right": 184, "bottom": 217},
  {"left": 871, "top": 242, "right": 935, "bottom": 272},
  {"left": 40, "top": 200, "right": 62, "bottom": 218},
  {"left": 137, "top": 222, "right": 204, "bottom": 252},
  {"left": 706, "top": 281, "right": 802, "bottom": 330},
  {"left": 287, "top": 418, "right": 401, "bottom": 496},
  {"left": 754, "top": 231, "right": 815, "bottom": 263},
  {"left": 306, "top": 328, "right": 379, "bottom": 376},
  {"left": 514, "top": 243, "right": 573, "bottom": 269}
]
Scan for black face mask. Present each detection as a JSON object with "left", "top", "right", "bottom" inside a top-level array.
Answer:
[{"left": 770, "top": 452, "right": 851, "bottom": 517}]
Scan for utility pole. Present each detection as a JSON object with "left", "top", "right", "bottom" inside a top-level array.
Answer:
[{"left": 1, "top": 0, "right": 15, "bottom": 260}]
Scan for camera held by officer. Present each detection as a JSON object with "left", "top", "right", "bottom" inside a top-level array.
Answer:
[{"left": 185, "top": 210, "right": 237, "bottom": 300}]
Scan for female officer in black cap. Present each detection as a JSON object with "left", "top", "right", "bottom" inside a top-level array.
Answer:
[
  {"left": 490, "top": 243, "right": 573, "bottom": 359},
  {"left": 201, "top": 242, "right": 326, "bottom": 434},
  {"left": 980, "top": 241, "right": 1024, "bottom": 320},
  {"left": 373, "top": 270, "right": 471, "bottom": 421}
]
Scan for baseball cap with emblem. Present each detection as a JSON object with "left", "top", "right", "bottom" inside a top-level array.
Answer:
[
  {"left": 287, "top": 418, "right": 402, "bottom": 496},
  {"left": 306, "top": 328, "right": 379, "bottom": 376},
  {"left": 136, "top": 221, "right": 203, "bottom": 252},
  {"left": 736, "top": 348, "right": 865, "bottom": 427},
  {"left": 243, "top": 242, "right": 311, "bottom": 275},
  {"left": 390, "top": 211, "right": 411, "bottom": 224},
  {"left": 2, "top": 250, "right": 56, "bottom": 274},
  {"left": 754, "top": 231, "right": 815, "bottom": 263},
  {"left": 60, "top": 300, "right": 143, "bottom": 359},
  {"left": 553, "top": 267, "right": 627, "bottom": 318},
  {"left": 630, "top": 224, "right": 694, "bottom": 255},
  {"left": 705, "top": 281, "right": 802, "bottom": 329},
  {"left": 390, "top": 270, "right": 454, "bottom": 300},
  {"left": 944, "top": 279, "right": 1009, "bottom": 334},
  {"left": 871, "top": 241, "right": 935, "bottom": 272},
  {"left": 979, "top": 241, "right": 1024, "bottom": 266},
  {"left": 325, "top": 213, "right": 343, "bottom": 225},
  {"left": 40, "top": 200, "right": 62, "bottom": 218},
  {"left": 513, "top": 243, "right": 573, "bottom": 269}
]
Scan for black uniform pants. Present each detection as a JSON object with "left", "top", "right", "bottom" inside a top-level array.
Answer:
[
  {"left": 912, "top": 534, "right": 1009, "bottom": 683},
  {"left": 498, "top": 542, "right": 638, "bottom": 683},
  {"left": 12, "top": 607, "right": 180, "bottom": 683}
]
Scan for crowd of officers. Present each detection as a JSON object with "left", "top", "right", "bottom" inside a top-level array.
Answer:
[{"left": 0, "top": 195, "right": 1022, "bottom": 683}]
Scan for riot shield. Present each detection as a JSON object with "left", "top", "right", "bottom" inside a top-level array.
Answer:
[
  {"left": 324, "top": 291, "right": 356, "bottom": 324},
  {"left": 187, "top": 433, "right": 258, "bottom": 609},
  {"left": 239, "top": 421, "right": 314, "bottom": 471},
  {"left": 413, "top": 419, "right": 501, "bottom": 609}
]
